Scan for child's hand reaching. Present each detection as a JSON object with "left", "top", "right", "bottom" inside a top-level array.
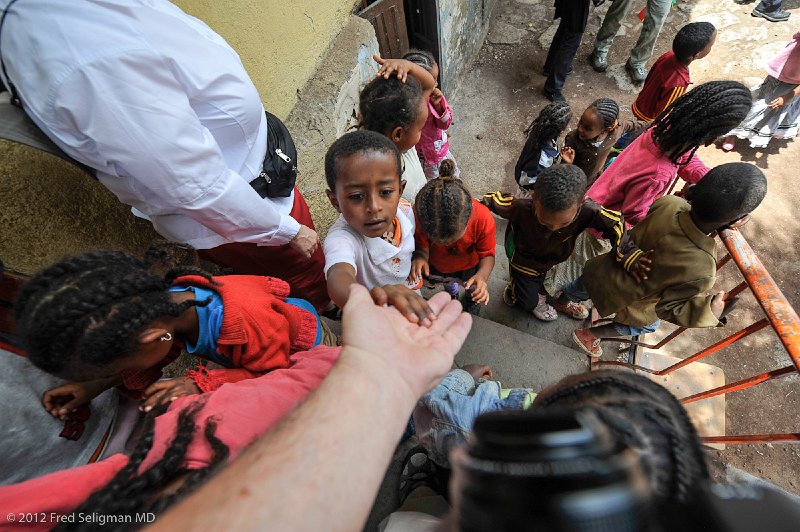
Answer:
[
  {"left": 408, "top": 256, "right": 430, "bottom": 285},
  {"left": 42, "top": 376, "right": 118, "bottom": 420},
  {"left": 627, "top": 249, "right": 654, "bottom": 284},
  {"left": 371, "top": 284, "right": 436, "bottom": 327},
  {"left": 141, "top": 377, "right": 201, "bottom": 413},
  {"left": 374, "top": 55, "right": 415, "bottom": 83},
  {"left": 769, "top": 91, "right": 795, "bottom": 109},
  {"left": 464, "top": 274, "right": 490, "bottom": 305},
  {"left": 711, "top": 291, "right": 739, "bottom": 322},
  {"left": 560, "top": 146, "right": 575, "bottom": 165},
  {"left": 431, "top": 88, "right": 445, "bottom": 113}
]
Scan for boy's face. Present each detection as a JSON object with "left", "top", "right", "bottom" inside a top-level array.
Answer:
[
  {"left": 695, "top": 30, "right": 717, "bottom": 60},
  {"left": 534, "top": 198, "right": 581, "bottom": 232},
  {"left": 326, "top": 151, "right": 405, "bottom": 238}
]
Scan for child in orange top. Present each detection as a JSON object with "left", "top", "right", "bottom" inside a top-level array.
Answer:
[{"left": 409, "top": 160, "right": 496, "bottom": 310}]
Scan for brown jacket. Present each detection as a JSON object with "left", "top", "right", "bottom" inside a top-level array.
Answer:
[
  {"left": 482, "top": 191, "right": 641, "bottom": 277},
  {"left": 563, "top": 119, "right": 640, "bottom": 185},
  {"left": 583, "top": 195, "right": 721, "bottom": 328}
]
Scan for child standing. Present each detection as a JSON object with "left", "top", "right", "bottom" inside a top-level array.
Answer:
[
  {"left": 563, "top": 98, "right": 638, "bottom": 185},
  {"left": 360, "top": 55, "right": 436, "bottom": 202},
  {"left": 14, "top": 251, "right": 333, "bottom": 416},
  {"left": 403, "top": 49, "right": 459, "bottom": 180},
  {"left": 559, "top": 163, "right": 767, "bottom": 357},
  {"left": 514, "top": 102, "right": 573, "bottom": 190},
  {"left": 410, "top": 160, "right": 496, "bottom": 309},
  {"left": 632, "top": 22, "right": 717, "bottom": 123},
  {"left": 323, "top": 130, "right": 434, "bottom": 326},
  {"left": 482, "top": 164, "right": 648, "bottom": 322},
  {"left": 542, "top": 0, "right": 591, "bottom": 103},
  {"left": 724, "top": 32, "right": 800, "bottom": 150}
]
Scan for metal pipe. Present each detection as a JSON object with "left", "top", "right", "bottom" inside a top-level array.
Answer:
[
  {"left": 681, "top": 365, "right": 796, "bottom": 404},
  {"left": 702, "top": 433, "right": 800, "bottom": 445}
]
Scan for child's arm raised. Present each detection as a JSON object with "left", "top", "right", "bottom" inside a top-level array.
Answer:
[
  {"left": 374, "top": 55, "right": 436, "bottom": 92},
  {"left": 480, "top": 191, "right": 517, "bottom": 221},
  {"left": 329, "top": 262, "right": 435, "bottom": 326}
]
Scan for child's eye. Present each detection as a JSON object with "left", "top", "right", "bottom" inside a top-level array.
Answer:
[
  {"left": 380, "top": 188, "right": 395, "bottom": 197},
  {"left": 348, "top": 193, "right": 365, "bottom": 201}
]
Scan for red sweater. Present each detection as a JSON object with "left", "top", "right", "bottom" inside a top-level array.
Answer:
[
  {"left": 632, "top": 50, "right": 691, "bottom": 122},
  {"left": 415, "top": 200, "right": 496, "bottom": 274},
  {"left": 121, "top": 275, "right": 319, "bottom": 394},
  {"left": 0, "top": 346, "right": 341, "bottom": 529}
]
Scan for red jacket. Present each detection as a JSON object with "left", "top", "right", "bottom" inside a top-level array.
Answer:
[
  {"left": 0, "top": 346, "right": 340, "bottom": 529},
  {"left": 121, "top": 275, "right": 319, "bottom": 394}
]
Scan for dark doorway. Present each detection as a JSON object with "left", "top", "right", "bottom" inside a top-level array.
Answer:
[
  {"left": 404, "top": 0, "right": 440, "bottom": 69},
  {"left": 356, "top": 0, "right": 410, "bottom": 58}
]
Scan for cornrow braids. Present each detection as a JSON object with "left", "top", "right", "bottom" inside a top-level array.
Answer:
[
  {"left": 523, "top": 102, "right": 572, "bottom": 145},
  {"left": 532, "top": 164, "right": 587, "bottom": 212},
  {"left": 414, "top": 159, "right": 473, "bottom": 243},
  {"left": 589, "top": 98, "right": 620, "bottom": 129},
  {"left": 402, "top": 48, "right": 436, "bottom": 73},
  {"left": 533, "top": 370, "right": 709, "bottom": 503},
  {"left": 14, "top": 250, "right": 213, "bottom": 380},
  {"left": 359, "top": 75, "right": 424, "bottom": 137},
  {"left": 324, "top": 130, "right": 402, "bottom": 190},
  {"left": 56, "top": 402, "right": 230, "bottom": 531},
  {"left": 650, "top": 80, "right": 751, "bottom": 165}
]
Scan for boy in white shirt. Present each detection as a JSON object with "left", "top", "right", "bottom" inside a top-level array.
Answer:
[{"left": 324, "top": 131, "right": 434, "bottom": 326}]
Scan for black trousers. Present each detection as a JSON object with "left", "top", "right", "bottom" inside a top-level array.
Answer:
[{"left": 543, "top": 20, "right": 584, "bottom": 97}]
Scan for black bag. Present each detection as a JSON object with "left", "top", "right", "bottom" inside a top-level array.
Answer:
[{"left": 250, "top": 111, "right": 298, "bottom": 198}]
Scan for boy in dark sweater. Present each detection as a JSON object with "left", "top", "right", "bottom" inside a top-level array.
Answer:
[
  {"left": 632, "top": 22, "right": 717, "bottom": 122},
  {"left": 482, "top": 165, "right": 649, "bottom": 321},
  {"left": 558, "top": 163, "right": 767, "bottom": 358}
]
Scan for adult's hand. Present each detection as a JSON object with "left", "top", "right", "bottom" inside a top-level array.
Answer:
[
  {"left": 289, "top": 224, "right": 319, "bottom": 258},
  {"left": 342, "top": 284, "right": 472, "bottom": 401}
]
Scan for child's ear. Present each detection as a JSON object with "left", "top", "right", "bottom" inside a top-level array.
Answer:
[
  {"left": 390, "top": 126, "right": 405, "bottom": 145},
  {"left": 137, "top": 327, "right": 170, "bottom": 345},
  {"left": 326, "top": 189, "right": 341, "bottom": 212},
  {"left": 399, "top": 179, "right": 407, "bottom": 196},
  {"left": 683, "top": 184, "right": 696, "bottom": 202}
]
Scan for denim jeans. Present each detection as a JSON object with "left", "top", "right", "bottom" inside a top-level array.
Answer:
[
  {"left": 561, "top": 276, "right": 660, "bottom": 336},
  {"left": 413, "top": 369, "right": 533, "bottom": 467},
  {"left": 594, "top": 0, "right": 672, "bottom": 68}
]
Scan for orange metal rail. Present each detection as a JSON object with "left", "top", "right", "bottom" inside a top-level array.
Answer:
[{"left": 593, "top": 227, "right": 800, "bottom": 445}]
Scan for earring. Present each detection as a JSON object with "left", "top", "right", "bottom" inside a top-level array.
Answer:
[{"left": 159, "top": 332, "right": 173, "bottom": 342}]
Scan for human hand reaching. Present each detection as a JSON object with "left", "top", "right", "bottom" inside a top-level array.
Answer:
[
  {"left": 374, "top": 55, "right": 415, "bottom": 83},
  {"left": 768, "top": 91, "right": 795, "bottom": 109},
  {"left": 289, "top": 225, "right": 320, "bottom": 259},
  {"left": 627, "top": 249, "right": 653, "bottom": 284},
  {"left": 42, "top": 376, "right": 117, "bottom": 420},
  {"left": 342, "top": 284, "right": 472, "bottom": 400},
  {"left": 141, "top": 377, "right": 201, "bottom": 412},
  {"left": 371, "top": 284, "right": 435, "bottom": 326},
  {"left": 560, "top": 146, "right": 575, "bottom": 165},
  {"left": 407, "top": 256, "right": 430, "bottom": 285},
  {"left": 464, "top": 274, "right": 489, "bottom": 305}
]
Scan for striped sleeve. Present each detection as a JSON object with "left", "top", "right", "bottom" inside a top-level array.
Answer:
[
  {"left": 590, "top": 205, "right": 643, "bottom": 273},
  {"left": 480, "top": 191, "right": 516, "bottom": 220}
]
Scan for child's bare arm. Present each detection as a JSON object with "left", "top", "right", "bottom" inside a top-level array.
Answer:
[
  {"left": 42, "top": 375, "right": 121, "bottom": 420},
  {"left": 327, "top": 262, "right": 359, "bottom": 310},
  {"left": 374, "top": 54, "right": 436, "bottom": 92},
  {"left": 408, "top": 248, "right": 431, "bottom": 284},
  {"left": 465, "top": 255, "right": 495, "bottom": 305}
]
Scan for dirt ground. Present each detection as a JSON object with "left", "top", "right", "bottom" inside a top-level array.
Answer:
[{"left": 447, "top": 0, "right": 800, "bottom": 494}]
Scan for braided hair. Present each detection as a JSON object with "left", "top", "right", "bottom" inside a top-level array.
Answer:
[
  {"left": 650, "top": 80, "right": 751, "bottom": 164},
  {"left": 588, "top": 98, "right": 620, "bottom": 129},
  {"left": 402, "top": 49, "right": 436, "bottom": 74},
  {"left": 324, "top": 130, "right": 402, "bottom": 190},
  {"left": 523, "top": 102, "right": 572, "bottom": 145},
  {"left": 56, "top": 401, "right": 230, "bottom": 531},
  {"left": 415, "top": 160, "right": 473, "bottom": 243},
  {"left": 14, "top": 250, "right": 214, "bottom": 380},
  {"left": 533, "top": 370, "right": 709, "bottom": 503},
  {"left": 359, "top": 74, "right": 424, "bottom": 137}
]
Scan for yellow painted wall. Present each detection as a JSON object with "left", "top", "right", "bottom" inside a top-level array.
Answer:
[{"left": 175, "top": 0, "right": 357, "bottom": 120}]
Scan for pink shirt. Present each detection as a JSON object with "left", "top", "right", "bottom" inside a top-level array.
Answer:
[
  {"left": 588, "top": 129, "right": 709, "bottom": 226},
  {"left": 416, "top": 94, "right": 453, "bottom": 165},
  {"left": 0, "top": 346, "right": 340, "bottom": 529},
  {"left": 765, "top": 32, "right": 800, "bottom": 85}
]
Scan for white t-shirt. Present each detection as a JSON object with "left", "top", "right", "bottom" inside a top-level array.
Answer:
[
  {"left": 323, "top": 201, "right": 417, "bottom": 290},
  {"left": 401, "top": 148, "right": 427, "bottom": 202}
]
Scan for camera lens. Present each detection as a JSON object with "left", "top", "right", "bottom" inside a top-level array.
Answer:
[{"left": 451, "top": 408, "right": 650, "bottom": 532}]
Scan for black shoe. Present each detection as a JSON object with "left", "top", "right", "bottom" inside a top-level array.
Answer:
[
  {"left": 732, "top": 0, "right": 754, "bottom": 4},
  {"left": 751, "top": 7, "right": 790, "bottom": 21},
  {"left": 542, "top": 89, "right": 566, "bottom": 103}
]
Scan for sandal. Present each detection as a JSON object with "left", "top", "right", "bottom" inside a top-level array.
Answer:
[
  {"left": 532, "top": 294, "right": 558, "bottom": 321},
  {"left": 572, "top": 328, "right": 603, "bottom": 358},
  {"left": 398, "top": 445, "right": 442, "bottom": 503},
  {"left": 551, "top": 299, "right": 589, "bottom": 320}
]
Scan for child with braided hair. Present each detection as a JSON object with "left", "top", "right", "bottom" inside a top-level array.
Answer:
[
  {"left": 402, "top": 49, "right": 460, "bottom": 180},
  {"left": 563, "top": 98, "right": 640, "bottom": 185},
  {"left": 360, "top": 54, "right": 436, "bottom": 202},
  {"left": 409, "top": 160, "right": 496, "bottom": 309},
  {"left": 14, "top": 250, "right": 334, "bottom": 417},
  {"left": 514, "top": 102, "right": 573, "bottom": 190}
]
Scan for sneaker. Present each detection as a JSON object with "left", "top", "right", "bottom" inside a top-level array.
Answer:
[
  {"left": 502, "top": 283, "right": 515, "bottom": 307},
  {"left": 572, "top": 328, "right": 603, "bottom": 358},
  {"left": 551, "top": 299, "right": 590, "bottom": 320},
  {"left": 625, "top": 60, "right": 647, "bottom": 84},
  {"left": 398, "top": 445, "right": 443, "bottom": 503},
  {"left": 751, "top": 7, "right": 790, "bottom": 21},
  {"left": 589, "top": 49, "right": 608, "bottom": 72}
]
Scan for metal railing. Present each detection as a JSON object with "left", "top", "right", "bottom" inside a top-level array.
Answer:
[{"left": 592, "top": 227, "right": 800, "bottom": 445}]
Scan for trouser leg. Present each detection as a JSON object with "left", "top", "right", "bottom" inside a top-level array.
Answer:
[
  {"left": 594, "top": 0, "right": 635, "bottom": 53},
  {"left": 629, "top": 0, "right": 671, "bottom": 67}
]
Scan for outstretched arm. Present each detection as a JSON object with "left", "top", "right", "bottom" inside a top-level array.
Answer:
[{"left": 152, "top": 285, "right": 471, "bottom": 532}]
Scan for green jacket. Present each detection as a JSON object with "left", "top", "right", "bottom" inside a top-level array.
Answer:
[{"left": 583, "top": 195, "right": 722, "bottom": 328}]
